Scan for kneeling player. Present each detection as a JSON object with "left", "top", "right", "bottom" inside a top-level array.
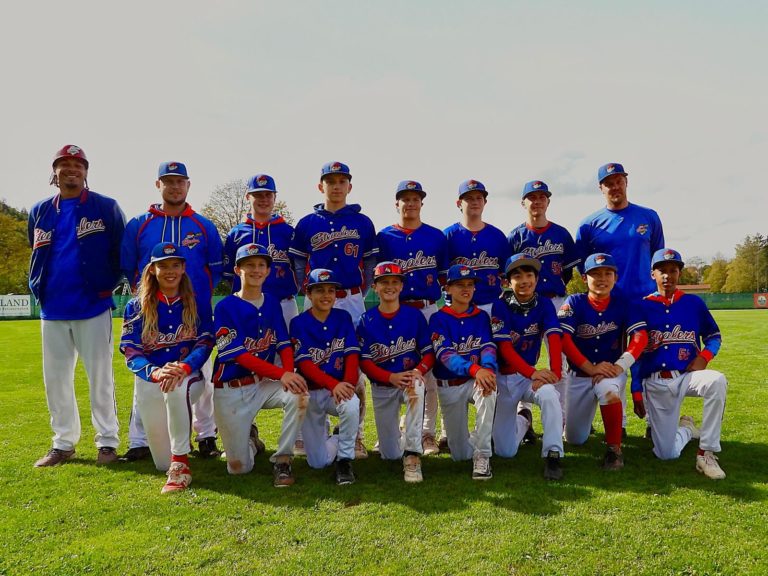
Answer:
[
  {"left": 291, "top": 269, "right": 361, "bottom": 485},
  {"left": 213, "top": 244, "right": 308, "bottom": 487},
  {"left": 558, "top": 253, "right": 647, "bottom": 470},
  {"left": 636, "top": 249, "right": 727, "bottom": 479},
  {"left": 491, "top": 254, "right": 564, "bottom": 480},
  {"left": 120, "top": 243, "right": 214, "bottom": 493},
  {"left": 358, "top": 262, "right": 434, "bottom": 483},
  {"left": 429, "top": 265, "right": 497, "bottom": 480}
]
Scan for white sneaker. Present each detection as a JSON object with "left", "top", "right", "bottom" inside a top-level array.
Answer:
[
  {"left": 696, "top": 451, "right": 726, "bottom": 480},
  {"left": 293, "top": 439, "right": 306, "bottom": 457},
  {"left": 422, "top": 435, "right": 440, "bottom": 456},
  {"left": 162, "top": 462, "right": 192, "bottom": 494},
  {"left": 472, "top": 453, "right": 492, "bottom": 480},
  {"left": 679, "top": 415, "right": 701, "bottom": 439},
  {"left": 403, "top": 455, "right": 423, "bottom": 483}
]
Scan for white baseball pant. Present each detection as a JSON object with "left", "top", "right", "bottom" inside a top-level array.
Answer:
[
  {"left": 214, "top": 379, "right": 307, "bottom": 475},
  {"left": 41, "top": 309, "right": 119, "bottom": 451},
  {"left": 643, "top": 370, "right": 727, "bottom": 460},
  {"left": 565, "top": 372, "right": 627, "bottom": 445},
  {"left": 416, "top": 303, "right": 441, "bottom": 440},
  {"left": 494, "top": 374, "right": 563, "bottom": 458},
  {"left": 437, "top": 379, "right": 496, "bottom": 461},
  {"left": 135, "top": 372, "right": 204, "bottom": 472},
  {"left": 371, "top": 380, "right": 425, "bottom": 459},
  {"left": 302, "top": 389, "right": 360, "bottom": 469}
]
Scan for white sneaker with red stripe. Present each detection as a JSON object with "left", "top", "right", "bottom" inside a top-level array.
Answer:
[{"left": 161, "top": 462, "right": 192, "bottom": 494}]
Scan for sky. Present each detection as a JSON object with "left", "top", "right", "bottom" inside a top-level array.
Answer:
[{"left": 2, "top": 1, "right": 765, "bottom": 260}]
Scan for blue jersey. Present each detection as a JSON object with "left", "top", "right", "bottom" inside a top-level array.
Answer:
[
  {"left": 290, "top": 203, "right": 378, "bottom": 290},
  {"left": 121, "top": 204, "right": 223, "bottom": 310},
  {"left": 120, "top": 296, "right": 214, "bottom": 382},
  {"left": 638, "top": 291, "right": 722, "bottom": 378},
  {"left": 490, "top": 296, "right": 561, "bottom": 372},
  {"left": 357, "top": 305, "right": 433, "bottom": 382},
  {"left": 558, "top": 293, "right": 646, "bottom": 370},
  {"left": 444, "top": 222, "right": 509, "bottom": 306},
  {"left": 212, "top": 293, "right": 292, "bottom": 383},
  {"left": 429, "top": 305, "right": 497, "bottom": 380},
  {"left": 376, "top": 223, "right": 448, "bottom": 302},
  {"left": 575, "top": 203, "right": 664, "bottom": 301},
  {"left": 290, "top": 308, "right": 360, "bottom": 386},
  {"left": 508, "top": 222, "right": 579, "bottom": 298},
  {"left": 223, "top": 214, "right": 298, "bottom": 299}
]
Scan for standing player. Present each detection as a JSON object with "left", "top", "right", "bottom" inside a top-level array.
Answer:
[
  {"left": 120, "top": 243, "right": 214, "bottom": 493},
  {"left": 376, "top": 180, "right": 447, "bottom": 455},
  {"left": 121, "top": 161, "right": 224, "bottom": 460},
  {"left": 429, "top": 265, "right": 497, "bottom": 480},
  {"left": 290, "top": 161, "right": 377, "bottom": 458},
  {"left": 213, "top": 244, "right": 308, "bottom": 487},
  {"left": 636, "top": 249, "right": 727, "bottom": 479},
  {"left": 490, "top": 254, "right": 564, "bottom": 480},
  {"left": 29, "top": 144, "right": 124, "bottom": 467},
  {"left": 290, "top": 269, "right": 361, "bottom": 485},
  {"left": 358, "top": 262, "right": 434, "bottom": 483},
  {"left": 558, "top": 253, "right": 648, "bottom": 470}
]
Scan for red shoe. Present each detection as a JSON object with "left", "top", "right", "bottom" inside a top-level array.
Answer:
[{"left": 161, "top": 462, "right": 192, "bottom": 494}]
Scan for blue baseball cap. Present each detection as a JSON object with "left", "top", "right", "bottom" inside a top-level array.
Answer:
[
  {"left": 158, "top": 161, "right": 189, "bottom": 179},
  {"left": 505, "top": 253, "right": 541, "bottom": 276},
  {"left": 598, "top": 162, "right": 628, "bottom": 183},
  {"left": 521, "top": 180, "right": 551, "bottom": 199},
  {"left": 583, "top": 253, "right": 618, "bottom": 274},
  {"left": 235, "top": 243, "right": 272, "bottom": 266},
  {"left": 652, "top": 248, "right": 684, "bottom": 270},
  {"left": 149, "top": 242, "right": 185, "bottom": 263},
  {"left": 306, "top": 268, "right": 342, "bottom": 290},
  {"left": 446, "top": 264, "right": 478, "bottom": 284},
  {"left": 246, "top": 174, "right": 277, "bottom": 194},
  {"left": 458, "top": 179, "right": 488, "bottom": 199},
  {"left": 320, "top": 161, "right": 351, "bottom": 180},
  {"left": 396, "top": 180, "right": 426, "bottom": 199}
]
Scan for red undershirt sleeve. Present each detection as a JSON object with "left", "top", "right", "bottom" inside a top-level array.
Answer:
[
  {"left": 297, "top": 359, "right": 339, "bottom": 391},
  {"left": 626, "top": 330, "right": 648, "bottom": 360},
  {"left": 562, "top": 333, "right": 589, "bottom": 367},
  {"left": 498, "top": 341, "right": 535, "bottom": 379},
  {"left": 546, "top": 333, "right": 563, "bottom": 379},
  {"left": 360, "top": 359, "right": 393, "bottom": 384},
  {"left": 235, "top": 352, "right": 287, "bottom": 381},
  {"left": 416, "top": 352, "right": 435, "bottom": 375},
  {"left": 343, "top": 353, "right": 359, "bottom": 385},
  {"left": 278, "top": 347, "right": 295, "bottom": 373}
]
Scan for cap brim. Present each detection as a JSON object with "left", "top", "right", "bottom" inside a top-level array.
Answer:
[
  {"left": 522, "top": 191, "right": 552, "bottom": 199},
  {"left": 505, "top": 257, "right": 542, "bottom": 275},
  {"left": 396, "top": 190, "right": 427, "bottom": 199},
  {"left": 247, "top": 188, "right": 277, "bottom": 194},
  {"left": 374, "top": 273, "right": 405, "bottom": 281},
  {"left": 307, "top": 281, "right": 342, "bottom": 289},
  {"left": 585, "top": 264, "right": 618, "bottom": 273},
  {"left": 599, "top": 172, "right": 628, "bottom": 183},
  {"left": 150, "top": 255, "right": 186, "bottom": 263},
  {"left": 236, "top": 254, "right": 272, "bottom": 266},
  {"left": 159, "top": 173, "right": 189, "bottom": 179}
]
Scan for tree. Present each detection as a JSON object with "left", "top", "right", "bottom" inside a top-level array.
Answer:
[
  {"left": 703, "top": 256, "right": 729, "bottom": 293},
  {"left": 724, "top": 233, "right": 768, "bottom": 293},
  {"left": 566, "top": 272, "right": 587, "bottom": 295},
  {"left": 0, "top": 211, "right": 31, "bottom": 293}
]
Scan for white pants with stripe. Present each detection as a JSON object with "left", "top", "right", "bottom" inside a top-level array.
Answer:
[
  {"left": 437, "top": 379, "right": 496, "bottom": 461},
  {"left": 371, "top": 380, "right": 425, "bottom": 459}
]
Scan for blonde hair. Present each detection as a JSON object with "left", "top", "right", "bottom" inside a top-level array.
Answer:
[{"left": 136, "top": 260, "right": 198, "bottom": 346}]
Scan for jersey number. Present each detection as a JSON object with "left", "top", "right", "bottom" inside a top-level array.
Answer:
[{"left": 344, "top": 243, "right": 359, "bottom": 258}]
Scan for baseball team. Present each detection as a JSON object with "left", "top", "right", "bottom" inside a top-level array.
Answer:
[{"left": 28, "top": 144, "right": 729, "bottom": 493}]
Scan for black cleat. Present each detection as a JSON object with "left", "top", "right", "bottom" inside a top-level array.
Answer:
[
  {"left": 519, "top": 408, "right": 537, "bottom": 445},
  {"left": 601, "top": 446, "right": 624, "bottom": 471},
  {"left": 119, "top": 446, "right": 151, "bottom": 462},
  {"left": 544, "top": 450, "right": 563, "bottom": 481},
  {"left": 197, "top": 437, "right": 222, "bottom": 459},
  {"left": 335, "top": 458, "right": 356, "bottom": 485}
]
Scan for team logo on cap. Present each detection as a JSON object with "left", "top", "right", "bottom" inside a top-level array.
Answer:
[
  {"left": 466, "top": 180, "right": 479, "bottom": 190},
  {"left": 168, "top": 163, "right": 178, "bottom": 171},
  {"left": 532, "top": 181, "right": 543, "bottom": 189},
  {"left": 318, "top": 271, "right": 331, "bottom": 282},
  {"left": 66, "top": 145, "right": 82, "bottom": 156},
  {"left": 331, "top": 162, "right": 342, "bottom": 172},
  {"left": 163, "top": 244, "right": 176, "bottom": 255},
  {"left": 247, "top": 244, "right": 260, "bottom": 256},
  {"left": 663, "top": 250, "right": 677, "bottom": 260},
  {"left": 256, "top": 176, "right": 268, "bottom": 187},
  {"left": 460, "top": 266, "right": 470, "bottom": 276},
  {"left": 594, "top": 255, "right": 606, "bottom": 265},
  {"left": 406, "top": 181, "right": 418, "bottom": 190},
  {"left": 606, "top": 164, "right": 616, "bottom": 173}
]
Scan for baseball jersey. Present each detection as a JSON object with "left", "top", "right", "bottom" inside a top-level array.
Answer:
[
  {"left": 120, "top": 296, "right": 214, "bottom": 382},
  {"left": 357, "top": 305, "right": 433, "bottom": 382},
  {"left": 290, "top": 203, "right": 378, "bottom": 290},
  {"left": 223, "top": 214, "right": 298, "bottom": 298},
  {"left": 444, "top": 222, "right": 509, "bottom": 306},
  {"left": 429, "top": 305, "right": 498, "bottom": 380},
  {"left": 508, "top": 222, "right": 579, "bottom": 298},
  {"left": 212, "top": 293, "right": 292, "bottom": 383},
  {"left": 575, "top": 203, "right": 664, "bottom": 301},
  {"left": 490, "top": 296, "right": 561, "bottom": 374},
  {"left": 121, "top": 204, "right": 223, "bottom": 308},
  {"left": 638, "top": 290, "right": 722, "bottom": 379},
  {"left": 376, "top": 223, "right": 448, "bottom": 302},
  {"left": 558, "top": 293, "right": 646, "bottom": 371},
  {"left": 290, "top": 308, "right": 360, "bottom": 387}
]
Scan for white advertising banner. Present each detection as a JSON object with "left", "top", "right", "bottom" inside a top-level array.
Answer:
[{"left": 0, "top": 294, "right": 32, "bottom": 317}]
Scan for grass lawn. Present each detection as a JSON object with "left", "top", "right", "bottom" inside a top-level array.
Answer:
[{"left": 0, "top": 310, "right": 766, "bottom": 575}]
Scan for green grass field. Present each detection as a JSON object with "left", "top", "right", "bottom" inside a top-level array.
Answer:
[{"left": 0, "top": 311, "right": 766, "bottom": 576}]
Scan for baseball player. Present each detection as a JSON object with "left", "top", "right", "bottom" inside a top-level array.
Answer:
[
  {"left": 490, "top": 254, "right": 564, "bottom": 480},
  {"left": 120, "top": 243, "right": 214, "bottom": 493},
  {"left": 29, "top": 144, "right": 124, "bottom": 467},
  {"left": 429, "top": 265, "right": 497, "bottom": 480},
  {"left": 357, "top": 262, "right": 435, "bottom": 482},
  {"left": 290, "top": 161, "right": 377, "bottom": 458},
  {"left": 376, "top": 180, "right": 448, "bottom": 455},
  {"left": 636, "top": 249, "right": 727, "bottom": 479},
  {"left": 290, "top": 268, "right": 361, "bottom": 485},
  {"left": 121, "top": 161, "right": 224, "bottom": 461},
  {"left": 213, "top": 244, "right": 308, "bottom": 487},
  {"left": 558, "top": 253, "right": 648, "bottom": 470}
]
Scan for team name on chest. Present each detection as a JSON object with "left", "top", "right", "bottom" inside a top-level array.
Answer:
[
  {"left": 455, "top": 251, "right": 498, "bottom": 269},
  {"left": 648, "top": 324, "right": 696, "bottom": 347},
  {"left": 310, "top": 226, "right": 360, "bottom": 250},
  {"left": 455, "top": 335, "right": 483, "bottom": 354},
  {"left": 244, "top": 329, "right": 276, "bottom": 353},
  {"left": 522, "top": 239, "right": 564, "bottom": 258},
  {"left": 309, "top": 337, "right": 346, "bottom": 364},
  {"left": 33, "top": 228, "right": 53, "bottom": 249},
  {"left": 394, "top": 250, "right": 437, "bottom": 271},
  {"left": 576, "top": 321, "right": 618, "bottom": 339},
  {"left": 267, "top": 244, "right": 290, "bottom": 263},
  {"left": 76, "top": 217, "right": 106, "bottom": 238},
  {"left": 369, "top": 336, "right": 417, "bottom": 362},
  {"left": 151, "top": 324, "right": 194, "bottom": 349}
]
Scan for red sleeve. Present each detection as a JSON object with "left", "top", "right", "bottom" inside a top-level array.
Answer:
[
  {"left": 498, "top": 341, "right": 535, "bottom": 379},
  {"left": 626, "top": 329, "right": 648, "bottom": 360},
  {"left": 235, "top": 352, "right": 287, "bottom": 381},
  {"left": 546, "top": 333, "right": 562, "bottom": 379},
  {"left": 297, "top": 359, "right": 340, "bottom": 391},
  {"left": 178, "top": 362, "right": 192, "bottom": 375},
  {"left": 360, "top": 359, "right": 393, "bottom": 384},
  {"left": 468, "top": 364, "right": 483, "bottom": 378},
  {"left": 699, "top": 349, "right": 714, "bottom": 363},
  {"left": 416, "top": 351, "right": 435, "bottom": 375},
  {"left": 343, "top": 353, "right": 359, "bottom": 385},
  {"left": 278, "top": 347, "right": 295, "bottom": 373},
  {"left": 562, "top": 333, "right": 589, "bottom": 367}
]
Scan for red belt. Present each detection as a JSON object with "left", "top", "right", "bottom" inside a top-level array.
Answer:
[
  {"left": 402, "top": 299, "right": 436, "bottom": 310},
  {"left": 438, "top": 378, "right": 469, "bottom": 387},
  {"left": 214, "top": 375, "right": 258, "bottom": 389},
  {"left": 335, "top": 286, "right": 362, "bottom": 299},
  {"left": 659, "top": 370, "right": 675, "bottom": 379}
]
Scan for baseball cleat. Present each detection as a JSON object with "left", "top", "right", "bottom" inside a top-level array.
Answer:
[
  {"left": 354, "top": 438, "right": 369, "bottom": 460},
  {"left": 519, "top": 408, "right": 537, "bottom": 445},
  {"left": 403, "top": 455, "right": 423, "bottom": 483},
  {"left": 96, "top": 447, "right": 119, "bottom": 465},
  {"left": 422, "top": 435, "right": 440, "bottom": 456},
  {"left": 335, "top": 458, "right": 356, "bottom": 485},
  {"left": 472, "top": 454, "right": 492, "bottom": 480},
  {"left": 197, "top": 437, "right": 222, "bottom": 459},
  {"left": 119, "top": 446, "right": 151, "bottom": 462},
  {"left": 371, "top": 441, "right": 381, "bottom": 455},
  {"left": 293, "top": 439, "right": 306, "bottom": 457},
  {"left": 273, "top": 461, "right": 295, "bottom": 487},
  {"left": 544, "top": 450, "right": 563, "bottom": 481},
  {"left": 34, "top": 448, "right": 75, "bottom": 468},
  {"left": 696, "top": 451, "right": 726, "bottom": 480},
  {"left": 249, "top": 425, "right": 266, "bottom": 455},
  {"left": 161, "top": 462, "right": 192, "bottom": 494},
  {"left": 601, "top": 446, "right": 624, "bottom": 471},
  {"left": 679, "top": 415, "right": 701, "bottom": 440},
  {"left": 645, "top": 426, "right": 653, "bottom": 439},
  {"left": 438, "top": 436, "right": 450, "bottom": 454}
]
